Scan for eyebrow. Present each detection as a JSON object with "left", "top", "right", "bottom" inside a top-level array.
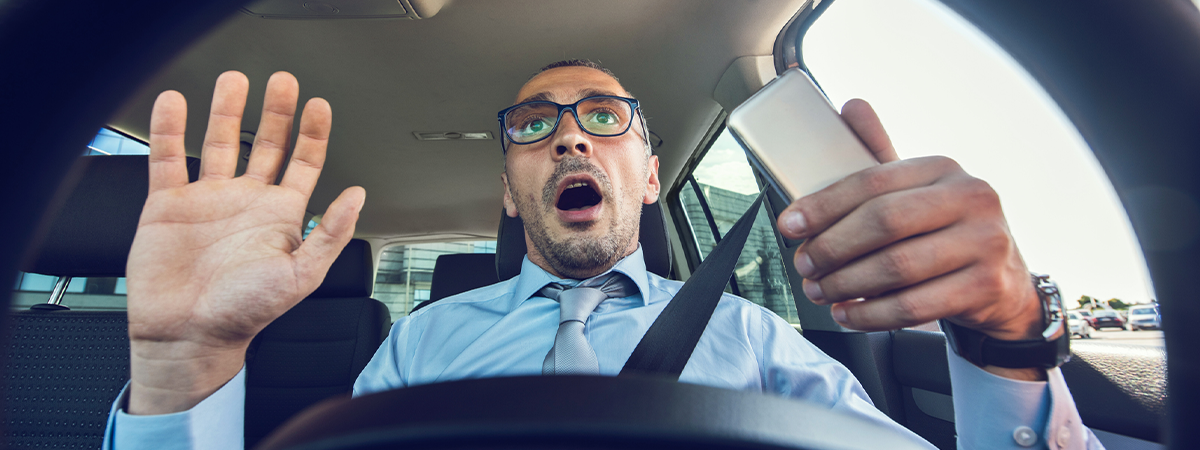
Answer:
[{"left": 515, "top": 88, "right": 626, "bottom": 105}]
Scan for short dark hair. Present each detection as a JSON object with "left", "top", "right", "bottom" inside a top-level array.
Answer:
[{"left": 533, "top": 59, "right": 619, "bottom": 82}]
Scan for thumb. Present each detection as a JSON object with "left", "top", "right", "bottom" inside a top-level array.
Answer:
[
  {"left": 293, "top": 186, "right": 366, "bottom": 295},
  {"left": 841, "top": 98, "right": 900, "bottom": 163}
]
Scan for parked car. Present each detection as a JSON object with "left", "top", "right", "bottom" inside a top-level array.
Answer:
[
  {"left": 1091, "top": 309, "right": 1128, "bottom": 330},
  {"left": 1077, "top": 309, "right": 1095, "bottom": 328},
  {"left": 1128, "top": 306, "right": 1161, "bottom": 331},
  {"left": 1067, "top": 311, "right": 1093, "bottom": 339}
]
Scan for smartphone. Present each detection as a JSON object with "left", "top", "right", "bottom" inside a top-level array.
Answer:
[{"left": 727, "top": 68, "right": 878, "bottom": 204}]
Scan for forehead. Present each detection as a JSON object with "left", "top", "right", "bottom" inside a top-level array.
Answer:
[{"left": 514, "top": 66, "right": 630, "bottom": 104}]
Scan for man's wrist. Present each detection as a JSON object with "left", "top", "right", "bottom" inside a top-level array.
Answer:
[{"left": 128, "top": 341, "right": 247, "bottom": 415}]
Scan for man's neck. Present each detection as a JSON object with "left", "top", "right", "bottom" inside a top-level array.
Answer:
[{"left": 524, "top": 235, "right": 639, "bottom": 280}]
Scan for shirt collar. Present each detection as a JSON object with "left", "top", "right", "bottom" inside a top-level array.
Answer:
[{"left": 511, "top": 244, "right": 652, "bottom": 308}]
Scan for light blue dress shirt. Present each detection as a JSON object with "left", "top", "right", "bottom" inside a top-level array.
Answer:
[{"left": 104, "top": 247, "right": 1102, "bottom": 449}]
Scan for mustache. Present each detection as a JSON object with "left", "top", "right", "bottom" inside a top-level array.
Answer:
[{"left": 541, "top": 157, "right": 613, "bottom": 209}]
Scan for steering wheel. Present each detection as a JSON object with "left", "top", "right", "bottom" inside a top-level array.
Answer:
[
  {"left": 254, "top": 375, "right": 926, "bottom": 450},
  {"left": 1, "top": 1, "right": 1197, "bottom": 449}
]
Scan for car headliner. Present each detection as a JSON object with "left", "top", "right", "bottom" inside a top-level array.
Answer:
[{"left": 106, "top": 0, "right": 809, "bottom": 244}]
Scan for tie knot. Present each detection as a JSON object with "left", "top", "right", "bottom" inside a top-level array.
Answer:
[{"left": 539, "top": 272, "right": 636, "bottom": 324}]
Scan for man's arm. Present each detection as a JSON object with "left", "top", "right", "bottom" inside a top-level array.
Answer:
[
  {"left": 775, "top": 99, "right": 1100, "bottom": 448},
  {"left": 105, "top": 70, "right": 365, "bottom": 447}
]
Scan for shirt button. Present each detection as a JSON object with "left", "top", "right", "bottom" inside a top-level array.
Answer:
[
  {"left": 1057, "top": 426, "right": 1072, "bottom": 447},
  {"left": 1012, "top": 426, "right": 1038, "bottom": 447}
]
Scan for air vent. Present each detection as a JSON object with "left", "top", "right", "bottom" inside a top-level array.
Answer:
[
  {"left": 241, "top": 0, "right": 446, "bottom": 20},
  {"left": 413, "top": 131, "right": 494, "bottom": 141}
]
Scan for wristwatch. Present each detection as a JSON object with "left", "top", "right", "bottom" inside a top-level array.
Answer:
[{"left": 940, "top": 273, "right": 1071, "bottom": 369}]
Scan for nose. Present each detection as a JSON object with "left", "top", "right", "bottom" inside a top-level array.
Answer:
[{"left": 550, "top": 111, "right": 592, "bottom": 160}]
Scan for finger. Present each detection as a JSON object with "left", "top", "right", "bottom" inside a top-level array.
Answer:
[
  {"left": 776, "top": 155, "right": 963, "bottom": 240},
  {"left": 796, "top": 181, "right": 966, "bottom": 279},
  {"left": 199, "top": 71, "right": 250, "bottom": 180},
  {"left": 841, "top": 99, "right": 899, "bottom": 163},
  {"left": 803, "top": 221, "right": 984, "bottom": 304},
  {"left": 828, "top": 267, "right": 974, "bottom": 331},
  {"left": 279, "top": 97, "right": 332, "bottom": 197},
  {"left": 148, "top": 91, "right": 190, "bottom": 193},
  {"left": 293, "top": 186, "right": 366, "bottom": 294},
  {"left": 244, "top": 72, "right": 299, "bottom": 183}
]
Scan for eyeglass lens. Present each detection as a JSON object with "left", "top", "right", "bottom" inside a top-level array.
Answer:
[{"left": 504, "top": 98, "right": 634, "bottom": 144}]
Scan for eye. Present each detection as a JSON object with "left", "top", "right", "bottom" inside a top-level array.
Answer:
[
  {"left": 585, "top": 109, "right": 620, "bottom": 125},
  {"left": 518, "top": 117, "right": 551, "bottom": 135}
]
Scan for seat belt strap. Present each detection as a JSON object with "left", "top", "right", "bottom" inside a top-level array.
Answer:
[{"left": 620, "top": 189, "right": 767, "bottom": 379}]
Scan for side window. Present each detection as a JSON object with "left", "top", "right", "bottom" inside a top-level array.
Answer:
[
  {"left": 674, "top": 130, "right": 798, "bottom": 324},
  {"left": 11, "top": 128, "right": 148, "bottom": 311},
  {"left": 802, "top": 0, "right": 1158, "bottom": 345},
  {"left": 373, "top": 240, "right": 497, "bottom": 321}
]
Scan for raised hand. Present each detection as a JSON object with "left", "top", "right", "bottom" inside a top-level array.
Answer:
[
  {"left": 776, "top": 99, "right": 1046, "bottom": 379},
  {"left": 125, "top": 71, "right": 365, "bottom": 414}
]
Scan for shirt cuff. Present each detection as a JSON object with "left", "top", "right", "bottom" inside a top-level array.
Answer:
[
  {"left": 102, "top": 367, "right": 247, "bottom": 450},
  {"left": 947, "top": 348, "right": 1094, "bottom": 449}
]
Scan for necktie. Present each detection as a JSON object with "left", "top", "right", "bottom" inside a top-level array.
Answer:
[{"left": 538, "top": 272, "right": 636, "bottom": 375}]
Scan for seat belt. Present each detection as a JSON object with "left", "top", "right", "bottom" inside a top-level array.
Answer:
[{"left": 620, "top": 189, "right": 767, "bottom": 379}]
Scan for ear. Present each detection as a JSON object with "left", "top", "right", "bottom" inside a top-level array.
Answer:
[
  {"left": 501, "top": 172, "right": 520, "bottom": 218},
  {"left": 643, "top": 155, "right": 661, "bottom": 204}
]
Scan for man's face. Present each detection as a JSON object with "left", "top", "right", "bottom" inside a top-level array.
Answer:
[{"left": 502, "top": 66, "right": 661, "bottom": 279}]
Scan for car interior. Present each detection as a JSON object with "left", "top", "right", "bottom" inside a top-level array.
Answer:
[{"left": 1, "top": 0, "right": 1195, "bottom": 449}]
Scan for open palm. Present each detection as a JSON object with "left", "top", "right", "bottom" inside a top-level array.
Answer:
[{"left": 124, "top": 71, "right": 364, "bottom": 414}]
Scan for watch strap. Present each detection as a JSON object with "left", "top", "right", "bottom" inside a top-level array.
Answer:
[
  {"left": 939, "top": 318, "right": 1071, "bottom": 369},
  {"left": 940, "top": 273, "right": 1072, "bottom": 369}
]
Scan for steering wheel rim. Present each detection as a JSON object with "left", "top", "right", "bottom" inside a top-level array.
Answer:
[
  {"left": 254, "top": 375, "right": 929, "bottom": 450},
  {"left": 1, "top": 0, "right": 1197, "bottom": 448}
]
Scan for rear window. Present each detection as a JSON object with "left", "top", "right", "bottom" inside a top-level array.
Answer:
[{"left": 1130, "top": 307, "right": 1156, "bottom": 315}]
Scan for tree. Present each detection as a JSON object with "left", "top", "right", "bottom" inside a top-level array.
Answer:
[
  {"left": 1107, "top": 298, "right": 1129, "bottom": 310},
  {"left": 1076, "top": 295, "right": 1096, "bottom": 309}
]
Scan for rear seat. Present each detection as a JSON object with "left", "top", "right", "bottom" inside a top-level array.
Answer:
[
  {"left": 411, "top": 253, "right": 500, "bottom": 313},
  {"left": 5, "top": 155, "right": 388, "bottom": 448}
]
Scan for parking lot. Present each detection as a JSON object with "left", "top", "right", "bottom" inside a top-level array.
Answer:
[{"left": 1080, "top": 328, "right": 1164, "bottom": 347}]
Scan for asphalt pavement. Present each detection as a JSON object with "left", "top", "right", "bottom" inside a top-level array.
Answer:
[{"left": 1077, "top": 328, "right": 1164, "bottom": 347}]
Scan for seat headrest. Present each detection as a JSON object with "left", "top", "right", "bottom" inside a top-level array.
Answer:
[
  {"left": 495, "top": 202, "right": 673, "bottom": 281},
  {"left": 22, "top": 155, "right": 200, "bottom": 278},
  {"left": 427, "top": 253, "right": 499, "bottom": 304},
  {"left": 309, "top": 239, "right": 374, "bottom": 298}
]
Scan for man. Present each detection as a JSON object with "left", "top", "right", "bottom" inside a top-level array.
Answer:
[{"left": 104, "top": 60, "right": 1100, "bottom": 449}]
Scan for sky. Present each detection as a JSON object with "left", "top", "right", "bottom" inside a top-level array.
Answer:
[{"left": 701, "top": 0, "right": 1157, "bottom": 306}]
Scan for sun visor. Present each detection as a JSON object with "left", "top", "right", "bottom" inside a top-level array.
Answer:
[{"left": 713, "top": 56, "right": 778, "bottom": 113}]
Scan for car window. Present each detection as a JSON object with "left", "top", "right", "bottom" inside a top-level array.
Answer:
[
  {"left": 373, "top": 240, "right": 497, "bottom": 321},
  {"left": 1130, "top": 307, "right": 1155, "bottom": 316},
  {"left": 10, "top": 128, "right": 148, "bottom": 311},
  {"left": 673, "top": 129, "right": 799, "bottom": 325},
  {"left": 803, "top": 0, "right": 1161, "bottom": 348}
]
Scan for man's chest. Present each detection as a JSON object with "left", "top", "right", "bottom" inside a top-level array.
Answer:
[{"left": 403, "top": 298, "right": 763, "bottom": 391}]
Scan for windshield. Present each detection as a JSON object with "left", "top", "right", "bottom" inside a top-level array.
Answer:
[{"left": 1130, "top": 307, "right": 1156, "bottom": 315}]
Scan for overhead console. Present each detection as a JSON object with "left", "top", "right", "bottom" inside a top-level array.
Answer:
[{"left": 240, "top": 0, "right": 448, "bottom": 20}]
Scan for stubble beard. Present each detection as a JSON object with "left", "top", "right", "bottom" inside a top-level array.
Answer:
[{"left": 514, "top": 157, "right": 645, "bottom": 279}]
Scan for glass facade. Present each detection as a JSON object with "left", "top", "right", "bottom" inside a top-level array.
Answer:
[
  {"left": 676, "top": 130, "right": 798, "bottom": 324},
  {"left": 374, "top": 241, "right": 497, "bottom": 321}
]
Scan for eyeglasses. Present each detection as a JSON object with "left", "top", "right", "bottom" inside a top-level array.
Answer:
[{"left": 496, "top": 95, "right": 642, "bottom": 153}]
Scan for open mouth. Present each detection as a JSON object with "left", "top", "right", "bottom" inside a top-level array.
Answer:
[{"left": 555, "top": 176, "right": 603, "bottom": 212}]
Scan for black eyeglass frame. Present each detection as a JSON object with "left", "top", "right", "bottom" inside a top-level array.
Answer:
[{"left": 496, "top": 95, "right": 644, "bottom": 154}]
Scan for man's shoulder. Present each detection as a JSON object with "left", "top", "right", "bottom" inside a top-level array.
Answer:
[
  {"left": 646, "top": 273, "right": 773, "bottom": 313},
  {"left": 405, "top": 278, "right": 519, "bottom": 319}
]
